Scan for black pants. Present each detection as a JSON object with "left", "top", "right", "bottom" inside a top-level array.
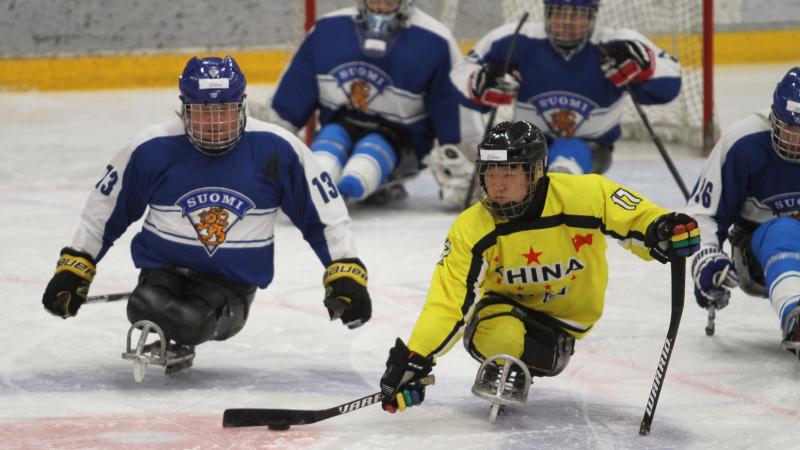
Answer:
[{"left": 127, "top": 268, "right": 256, "bottom": 346}]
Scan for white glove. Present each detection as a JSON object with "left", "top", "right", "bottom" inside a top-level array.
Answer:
[{"left": 423, "top": 144, "right": 476, "bottom": 208}]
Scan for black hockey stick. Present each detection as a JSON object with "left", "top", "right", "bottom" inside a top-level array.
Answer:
[
  {"left": 223, "top": 375, "right": 435, "bottom": 428},
  {"left": 639, "top": 256, "right": 685, "bottom": 436},
  {"left": 704, "top": 263, "right": 734, "bottom": 336},
  {"left": 625, "top": 84, "right": 691, "bottom": 201},
  {"left": 462, "top": 11, "right": 530, "bottom": 210},
  {"left": 705, "top": 305, "right": 716, "bottom": 336},
  {"left": 86, "top": 292, "right": 130, "bottom": 304}
]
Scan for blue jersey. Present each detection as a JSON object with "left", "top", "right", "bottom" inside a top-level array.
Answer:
[
  {"left": 70, "top": 118, "right": 357, "bottom": 288},
  {"left": 686, "top": 110, "right": 800, "bottom": 247},
  {"left": 451, "top": 23, "right": 681, "bottom": 146},
  {"left": 271, "top": 7, "right": 483, "bottom": 161}
]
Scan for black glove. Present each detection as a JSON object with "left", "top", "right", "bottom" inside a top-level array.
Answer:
[
  {"left": 470, "top": 63, "right": 520, "bottom": 106},
  {"left": 42, "top": 247, "right": 96, "bottom": 318},
  {"left": 380, "top": 338, "right": 435, "bottom": 413},
  {"left": 323, "top": 258, "right": 371, "bottom": 329},
  {"left": 645, "top": 212, "right": 701, "bottom": 263},
  {"left": 599, "top": 40, "right": 654, "bottom": 87}
]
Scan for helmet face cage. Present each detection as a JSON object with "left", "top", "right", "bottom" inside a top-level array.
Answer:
[
  {"left": 478, "top": 160, "right": 544, "bottom": 220},
  {"left": 179, "top": 56, "right": 247, "bottom": 155},
  {"left": 356, "top": 0, "right": 415, "bottom": 37},
  {"left": 182, "top": 102, "right": 246, "bottom": 155},
  {"left": 475, "top": 121, "right": 549, "bottom": 220},
  {"left": 770, "top": 67, "right": 800, "bottom": 164},
  {"left": 770, "top": 113, "right": 800, "bottom": 163},
  {"left": 544, "top": 3, "right": 598, "bottom": 56}
]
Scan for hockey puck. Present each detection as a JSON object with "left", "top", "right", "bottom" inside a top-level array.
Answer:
[{"left": 267, "top": 423, "right": 291, "bottom": 431}]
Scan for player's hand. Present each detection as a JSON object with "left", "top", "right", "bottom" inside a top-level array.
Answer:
[
  {"left": 380, "top": 338, "right": 435, "bottom": 413},
  {"left": 599, "top": 40, "right": 654, "bottom": 87},
  {"left": 645, "top": 212, "right": 701, "bottom": 263},
  {"left": 691, "top": 246, "right": 740, "bottom": 309},
  {"left": 42, "top": 247, "right": 96, "bottom": 318},
  {"left": 323, "top": 258, "right": 371, "bottom": 329},
  {"left": 470, "top": 63, "right": 520, "bottom": 106}
]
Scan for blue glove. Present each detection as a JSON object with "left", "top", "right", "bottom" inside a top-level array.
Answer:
[{"left": 691, "top": 246, "right": 740, "bottom": 309}]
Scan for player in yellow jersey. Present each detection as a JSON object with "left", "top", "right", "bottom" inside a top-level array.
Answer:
[{"left": 378, "top": 120, "right": 701, "bottom": 415}]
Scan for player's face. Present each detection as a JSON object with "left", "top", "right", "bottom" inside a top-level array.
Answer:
[
  {"left": 185, "top": 103, "right": 241, "bottom": 144},
  {"left": 546, "top": 5, "right": 593, "bottom": 44},
  {"left": 483, "top": 164, "right": 530, "bottom": 204},
  {"left": 365, "top": 0, "right": 401, "bottom": 14}
]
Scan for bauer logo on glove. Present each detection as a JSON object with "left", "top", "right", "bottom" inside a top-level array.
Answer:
[{"left": 322, "top": 258, "right": 372, "bottom": 329}]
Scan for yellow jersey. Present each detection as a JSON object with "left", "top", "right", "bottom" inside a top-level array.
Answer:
[{"left": 407, "top": 173, "right": 667, "bottom": 358}]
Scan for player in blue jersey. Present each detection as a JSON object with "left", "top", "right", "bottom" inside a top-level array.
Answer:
[
  {"left": 41, "top": 56, "right": 372, "bottom": 379},
  {"left": 686, "top": 67, "right": 800, "bottom": 360},
  {"left": 450, "top": 0, "right": 681, "bottom": 175},
  {"left": 266, "top": 0, "right": 483, "bottom": 206}
]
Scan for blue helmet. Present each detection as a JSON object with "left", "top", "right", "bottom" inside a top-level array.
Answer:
[
  {"left": 770, "top": 67, "right": 800, "bottom": 163},
  {"left": 543, "top": 0, "right": 600, "bottom": 58},
  {"left": 178, "top": 56, "right": 247, "bottom": 155}
]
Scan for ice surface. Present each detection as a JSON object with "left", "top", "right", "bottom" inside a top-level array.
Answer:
[{"left": 1, "top": 64, "right": 798, "bottom": 449}]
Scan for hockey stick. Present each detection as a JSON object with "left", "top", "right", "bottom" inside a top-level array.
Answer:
[
  {"left": 639, "top": 256, "right": 685, "bottom": 436},
  {"left": 704, "top": 262, "right": 734, "bottom": 336},
  {"left": 705, "top": 305, "right": 716, "bottom": 336},
  {"left": 462, "top": 11, "right": 529, "bottom": 210},
  {"left": 222, "top": 375, "right": 435, "bottom": 428},
  {"left": 86, "top": 292, "right": 130, "bottom": 304},
  {"left": 625, "top": 84, "right": 691, "bottom": 201}
]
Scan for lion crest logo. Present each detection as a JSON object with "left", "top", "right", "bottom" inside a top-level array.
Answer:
[
  {"left": 529, "top": 91, "right": 597, "bottom": 137},
  {"left": 549, "top": 109, "right": 577, "bottom": 138},
  {"left": 332, "top": 62, "right": 393, "bottom": 112},
  {"left": 349, "top": 80, "right": 371, "bottom": 111},
  {"left": 176, "top": 188, "right": 255, "bottom": 256},
  {"left": 195, "top": 207, "right": 229, "bottom": 247}
]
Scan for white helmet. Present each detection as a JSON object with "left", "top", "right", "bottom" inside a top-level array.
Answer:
[{"left": 355, "top": 0, "right": 416, "bottom": 36}]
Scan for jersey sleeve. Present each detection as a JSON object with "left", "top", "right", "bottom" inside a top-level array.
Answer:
[
  {"left": 592, "top": 175, "right": 668, "bottom": 260},
  {"left": 271, "top": 126, "right": 358, "bottom": 265},
  {"left": 684, "top": 114, "right": 765, "bottom": 248},
  {"left": 271, "top": 28, "right": 321, "bottom": 129},
  {"left": 407, "top": 207, "right": 489, "bottom": 358},
  {"left": 70, "top": 141, "right": 153, "bottom": 262}
]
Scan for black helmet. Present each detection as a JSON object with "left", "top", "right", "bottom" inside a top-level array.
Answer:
[{"left": 476, "top": 121, "right": 548, "bottom": 220}]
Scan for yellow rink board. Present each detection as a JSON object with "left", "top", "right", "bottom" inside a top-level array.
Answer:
[{"left": 1, "top": 28, "right": 799, "bottom": 92}]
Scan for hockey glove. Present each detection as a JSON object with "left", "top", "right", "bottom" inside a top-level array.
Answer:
[
  {"left": 645, "top": 212, "right": 701, "bottom": 263},
  {"left": 422, "top": 144, "right": 476, "bottom": 208},
  {"left": 380, "top": 338, "right": 435, "bottom": 413},
  {"left": 323, "top": 258, "right": 372, "bottom": 329},
  {"left": 470, "top": 63, "right": 520, "bottom": 107},
  {"left": 599, "top": 40, "right": 655, "bottom": 87},
  {"left": 42, "top": 247, "right": 96, "bottom": 318},
  {"left": 691, "top": 246, "right": 740, "bottom": 309}
]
